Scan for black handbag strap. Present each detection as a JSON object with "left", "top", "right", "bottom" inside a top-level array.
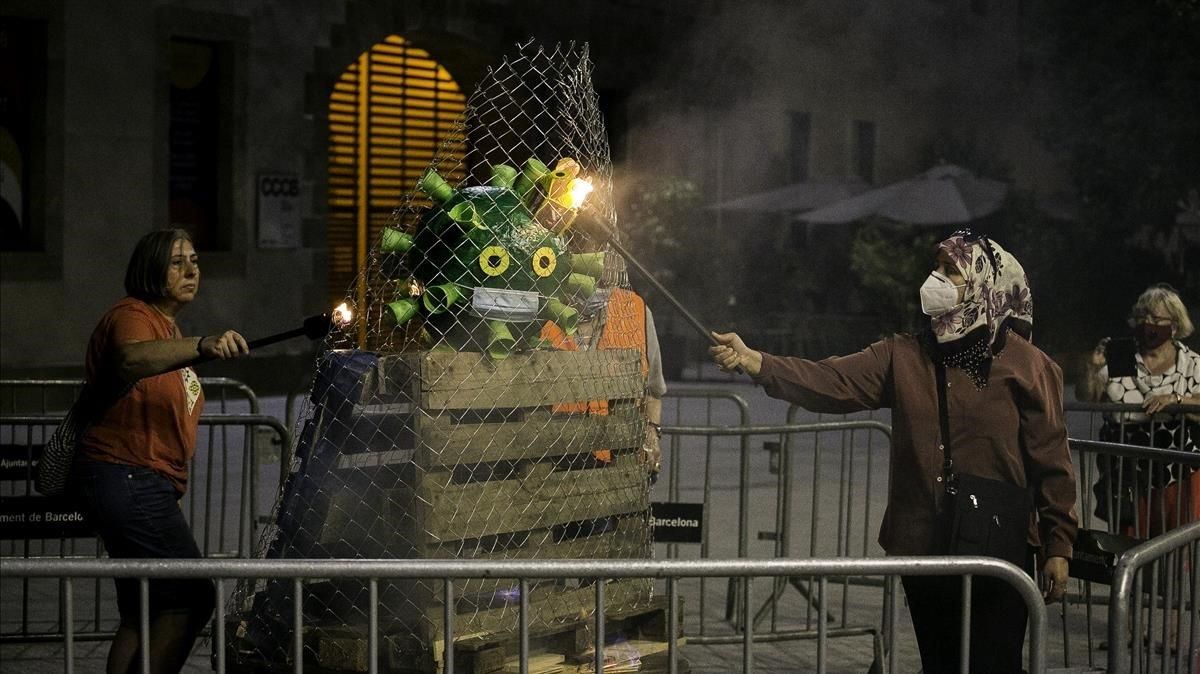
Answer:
[{"left": 935, "top": 363, "right": 955, "bottom": 494}]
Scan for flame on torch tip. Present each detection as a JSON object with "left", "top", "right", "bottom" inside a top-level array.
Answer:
[
  {"left": 333, "top": 302, "right": 353, "bottom": 324},
  {"left": 563, "top": 178, "right": 593, "bottom": 209}
]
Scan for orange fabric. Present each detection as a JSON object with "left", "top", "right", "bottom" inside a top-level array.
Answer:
[
  {"left": 80, "top": 297, "right": 204, "bottom": 493},
  {"left": 540, "top": 289, "right": 648, "bottom": 462},
  {"left": 1128, "top": 471, "right": 1200, "bottom": 537}
]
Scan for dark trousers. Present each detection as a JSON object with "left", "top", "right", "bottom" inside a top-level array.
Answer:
[
  {"left": 74, "top": 457, "right": 215, "bottom": 625},
  {"left": 901, "top": 550, "right": 1034, "bottom": 674}
]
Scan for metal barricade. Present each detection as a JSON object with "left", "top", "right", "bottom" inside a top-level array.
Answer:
[
  {"left": 660, "top": 391, "right": 753, "bottom": 529},
  {"left": 657, "top": 389, "right": 752, "bottom": 637},
  {"left": 0, "top": 376, "right": 274, "bottom": 539},
  {"left": 1065, "top": 402, "right": 1199, "bottom": 538},
  {"left": 0, "top": 413, "right": 288, "bottom": 644},
  {"left": 760, "top": 419, "right": 893, "bottom": 636},
  {"left": 660, "top": 421, "right": 893, "bottom": 656},
  {"left": 1108, "top": 520, "right": 1200, "bottom": 674},
  {"left": 0, "top": 556, "right": 1048, "bottom": 674},
  {"left": 1067, "top": 438, "right": 1200, "bottom": 672},
  {"left": 0, "top": 377, "right": 262, "bottom": 416}
]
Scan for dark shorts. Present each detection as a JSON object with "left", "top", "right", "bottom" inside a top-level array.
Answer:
[{"left": 74, "top": 457, "right": 214, "bottom": 624}]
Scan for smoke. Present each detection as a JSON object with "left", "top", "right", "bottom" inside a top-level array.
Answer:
[
  {"left": 607, "top": 1, "right": 1015, "bottom": 342},
  {"left": 618, "top": 0, "right": 996, "bottom": 193}
]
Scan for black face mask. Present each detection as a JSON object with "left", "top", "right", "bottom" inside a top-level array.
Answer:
[{"left": 1134, "top": 322, "right": 1172, "bottom": 351}]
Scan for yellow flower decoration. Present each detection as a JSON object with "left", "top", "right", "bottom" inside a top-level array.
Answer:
[
  {"left": 479, "top": 245, "right": 510, "bottom": 276},
  {"left": 532, "top": 246, "right": 557, "bottom": 278}
]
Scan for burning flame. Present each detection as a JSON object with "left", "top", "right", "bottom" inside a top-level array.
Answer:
[
  {"left": 561, "top": 178, "right": 594, "bottom": 209},
  {"left": 536, "top": 159, "right": 593, "bottom": 234},
  {"left": 333, "top": 302, "right": 353, "bottom": 324}
]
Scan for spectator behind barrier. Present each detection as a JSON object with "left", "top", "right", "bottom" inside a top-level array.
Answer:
[{"left": 1075, "top": 283, "right": 1199, "bottom": 534}]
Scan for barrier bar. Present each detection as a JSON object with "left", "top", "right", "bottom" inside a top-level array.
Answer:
[
  {"left": 293, "top": 578, "right": 302, "bottom": 674},
  {"left": 63, "top": 577, "right": 74, "bottom": 674},
  {"left": 216, "top": 578, "right": 226, "bottom": 674},
  {"left": 960, "top": 575, "right": 972, "bottom": 674},
  {"left": 519, "top": 578, "right": 529, "bottom": 674},
  {"left": 4, "top": 556, "right": 1049, "bottom": 674},
  {"left": 443, "top": 579, "right": 454, "bottom": 674},
  {"left": 594, "top": 580, "right": 605, "bottom": 674},
  {"left": 667, "top": 577, "right": 678, "bottom": 674},
  {"left": 139, "top": 578, "right": 150, "bottom": 674},
  {"left": 369, "top": 579, "right": 378, "bottom": 674},
  {"left": 1108, "top": 521, "right": 1200, "bottom": 674}
]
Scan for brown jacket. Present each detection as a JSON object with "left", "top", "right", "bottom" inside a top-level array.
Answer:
[{"left": 753, "top": 332, "right": 1077, "bottom": 559}]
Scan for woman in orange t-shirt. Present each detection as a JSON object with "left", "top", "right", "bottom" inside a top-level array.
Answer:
[{"left": 73, "top": 229, "right": 249, "bottom": 674}]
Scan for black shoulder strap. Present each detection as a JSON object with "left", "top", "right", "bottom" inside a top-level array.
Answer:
[{"left": 935, "top": 363, "right": 955, "bottom": 493}]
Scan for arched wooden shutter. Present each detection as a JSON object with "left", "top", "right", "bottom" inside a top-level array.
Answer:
[{"left": 327, "top": 35, "right": 466, "bottom": 308}]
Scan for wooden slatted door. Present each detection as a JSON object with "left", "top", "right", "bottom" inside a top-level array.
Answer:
[{"left": 327, "top": 35, "right": 467, "bottom": 323}]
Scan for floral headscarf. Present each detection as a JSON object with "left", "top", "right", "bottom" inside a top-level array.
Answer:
[{"left": 929, "top": 231, "right": 1033, "bottom": 386}]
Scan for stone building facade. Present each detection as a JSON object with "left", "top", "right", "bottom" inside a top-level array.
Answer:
[{"left": 0, "top": 0, "right": 1066, "bottom": 383}]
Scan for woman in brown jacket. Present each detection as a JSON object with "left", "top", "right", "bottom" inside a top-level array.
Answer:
[{"left": 711, "top": 231, "right": 1077, "bottom": 674}]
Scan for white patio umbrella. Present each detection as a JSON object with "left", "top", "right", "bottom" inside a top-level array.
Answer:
[
  {"left": 707, "top": 177, "right": 870, "bottom": 213},
  {"left": 797, "top": 164, "right": 1008, "bottom": 225}
]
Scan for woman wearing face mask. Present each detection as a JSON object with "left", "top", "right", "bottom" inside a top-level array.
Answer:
[
  {"left": 710, "top": 231, "right": 1077, "bottom": 674},
  {"left": 1076, "top": 284, "right": 1199, "bottom": 534}
]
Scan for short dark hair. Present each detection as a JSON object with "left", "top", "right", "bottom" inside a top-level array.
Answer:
[{"left": 124, "top": 229, "right": 192, "bottom": 301}]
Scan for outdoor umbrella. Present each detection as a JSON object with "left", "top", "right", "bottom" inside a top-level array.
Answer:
[
  {"left": 707, "top": 177, "right": 870, "bottom": 213},
  {"left": 797, "top": 164, "right": 1008, "bottom": 225}
]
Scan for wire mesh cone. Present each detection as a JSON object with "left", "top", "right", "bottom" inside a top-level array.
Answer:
[{"left": 231, "top": 42, "right": 653, "bottom": 668}]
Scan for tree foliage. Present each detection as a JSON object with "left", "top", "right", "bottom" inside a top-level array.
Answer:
[
  {"left": 617, "top": 175, "right": 704, "bottom": 315},
  {"left": 849, "top": 221, "right": 940, "bottom": 335},
  {"left": 1034, "top": 0, "right": 1200, "bottom": 333}
]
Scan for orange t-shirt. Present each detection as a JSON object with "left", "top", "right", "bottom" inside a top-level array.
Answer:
[{"left": 79, "top": 297, "right": 204, "bottom": 494}]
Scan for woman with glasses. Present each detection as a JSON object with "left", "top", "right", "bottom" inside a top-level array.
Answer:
[{"left": 1077, "top": 283, "right": 1200, "bottom": 535}]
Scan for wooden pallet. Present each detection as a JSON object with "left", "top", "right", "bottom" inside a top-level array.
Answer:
[
  {"left": 230, "top": 349, "right": 657, "bottom": 671},
  {"left": 290, "top": 595, "right": 686, "bottom": 674}
]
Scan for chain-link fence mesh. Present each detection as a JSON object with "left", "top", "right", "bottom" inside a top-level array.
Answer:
[{"left": 229, "top": 42, "right": 654, "bottom": 670}]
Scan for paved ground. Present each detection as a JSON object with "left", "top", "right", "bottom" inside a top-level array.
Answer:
[{"left": 0, "top": 370, "right": 1172, "bottom": 672}]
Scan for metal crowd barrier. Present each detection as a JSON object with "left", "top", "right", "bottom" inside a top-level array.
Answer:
[
  {"left": 0, "top": 377, "right": 262, "bottom": 416},
  {"left": 0, "top": 377, "right": 274, "bottom": 551},
  {"left": 1065, "top": 402, "right": 1200, "bottom": 537},
  {"left": 655, "top": 411, "right": 1198, "bottom": 671},
  {"left": 658, "top": 389, "right": 752, "bottom": 636},
  {"left": 0, "top": 556, "right": 1048, "bottom": 674},
  {"left": 659, "top": 420, "right": 893, "bottom": 655},
  {"left": 0, "top": 413, "right": 288, "bottom": 644},
  {"left": 1068, "top": 438, "right": 1200, "bottom": 672},
  {"left": 1108, "top": 520, "right": 1200, "bottom": 674}
]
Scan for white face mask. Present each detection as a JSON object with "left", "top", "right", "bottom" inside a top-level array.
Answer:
[{"left": 919, "top": 271, "right": 965, "bottom": 316}]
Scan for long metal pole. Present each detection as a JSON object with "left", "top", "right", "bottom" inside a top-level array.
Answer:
[
  {"left": 576, "top": 212, "right": 744, "bottom": 374},
  {"left": 599, "top": 228, "right": 720, "bottom": 345}
]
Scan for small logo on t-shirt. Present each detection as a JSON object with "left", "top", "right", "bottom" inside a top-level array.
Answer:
[{"left": 181, "top": 367, "right": 201, "bottom": 414}]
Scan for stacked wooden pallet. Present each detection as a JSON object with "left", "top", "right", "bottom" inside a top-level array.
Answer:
[
  {"left": 230, "top": 348, "right": 663, "bottom": 673},
  {"left": 311, "top": 596, "right": 686, "bottom": 674}
]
